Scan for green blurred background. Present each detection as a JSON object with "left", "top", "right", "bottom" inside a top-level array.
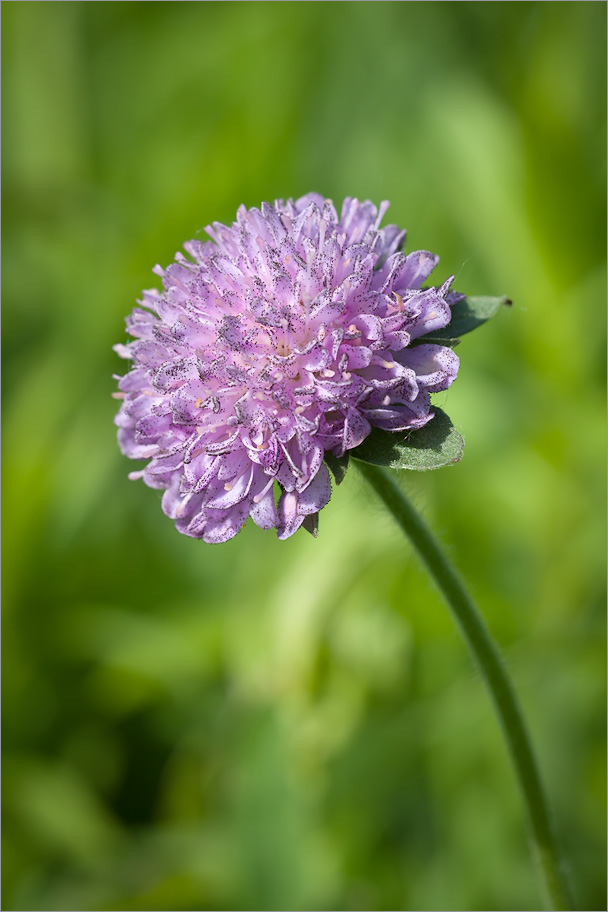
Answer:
[{"left": 2, "top": 3, "right": 606, "bottom": 910}]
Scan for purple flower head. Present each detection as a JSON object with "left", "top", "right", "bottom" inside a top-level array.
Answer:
[{"left": 114, "top": 194, "right": 460, "bottom": 542}]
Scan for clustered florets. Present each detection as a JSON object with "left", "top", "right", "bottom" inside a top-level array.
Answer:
[{"left": 114, "top": 194, "right": 460, "bottom": 542}]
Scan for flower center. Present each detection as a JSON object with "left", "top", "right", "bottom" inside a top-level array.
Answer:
[{"left": 274, "top": 338, "right": 291, "bottom": 358}]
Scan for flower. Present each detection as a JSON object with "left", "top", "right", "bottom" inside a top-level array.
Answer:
[{"left": 114, "top": 194, "right": 460, "bottom": 542}]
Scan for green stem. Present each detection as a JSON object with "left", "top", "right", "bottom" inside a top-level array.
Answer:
[{"left": 356, "top": 462, "right": 574, "bottom": 911}]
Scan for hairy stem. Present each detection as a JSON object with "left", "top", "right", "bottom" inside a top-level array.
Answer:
[{"left": 357, "top": 462, "right": 574, "bottom": 911}]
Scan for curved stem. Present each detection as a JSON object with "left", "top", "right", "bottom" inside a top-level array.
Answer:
[{"left": 356, "top": 462, "right": 574, "bottom": 911}]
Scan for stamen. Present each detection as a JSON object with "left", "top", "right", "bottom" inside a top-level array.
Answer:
[
  {"left": 253, "top": 476, "right": 275, "bottom": 503},
  {"left": 111, "top": 392, "right": 125, "bottom": 399}
]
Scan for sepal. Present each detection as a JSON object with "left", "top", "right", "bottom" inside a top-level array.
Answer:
[
  {"left": 417, "top": 295, "right": 510, "bottom": 346},
  {"left": 302, "top": 513, "right": 319, "bottom": 537},
  {"left": 350, "top": 407, "right": 464, "bottom": 471},
  {"left": 324, "top": 451, "right": 349, "bottom": 485}
]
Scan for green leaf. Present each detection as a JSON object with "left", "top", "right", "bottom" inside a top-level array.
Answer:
[
  {"left": 413, "top": 335, "right": 461, "bottom": 349},
  {"left": 324, "top": 451, "right": 349, "bottom": 485},
  {"left": 302, "top": 513, "right": 319, "bottom": 537},
  {"left": 350, "top": 408, "right": 464, "bottom": 471},
  {"left": 420, "top": 295, "right": 511, "bottom": 345}
]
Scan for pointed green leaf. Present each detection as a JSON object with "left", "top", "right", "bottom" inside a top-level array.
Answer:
[
  {"left": 420, "top": 295, "right": 511, "bottom": 345},
  {"left": 324, "top": 451, "right": 350, "bottom": 485},
  {"left": 413, "top": 335, "right": 461, "bottom": 349},
  {"left": 302, "top": 512, "right": 319, "bottom": 537},
  {"left": 350, "top": 408, "right": 464, "bottom": 471}
]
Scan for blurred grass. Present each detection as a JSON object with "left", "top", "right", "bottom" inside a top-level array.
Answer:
[{"left": 2, "top": 2, "right": 606, "bottom": 910}]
